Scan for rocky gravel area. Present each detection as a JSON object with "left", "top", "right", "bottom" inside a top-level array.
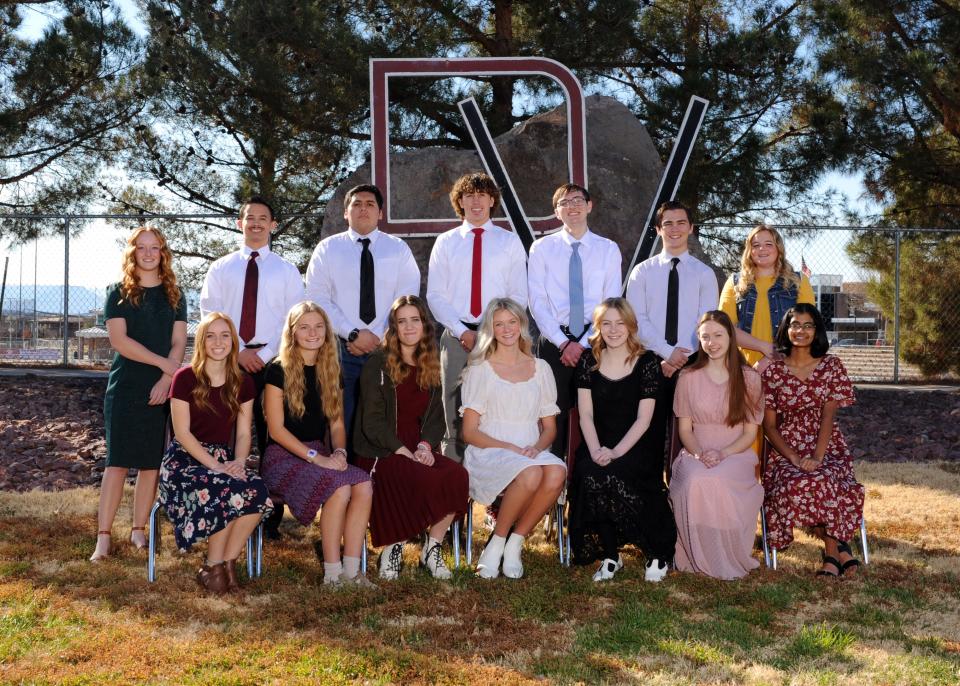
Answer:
[{"left": 0, "top": 374, "right": 958, "bottom": 492}]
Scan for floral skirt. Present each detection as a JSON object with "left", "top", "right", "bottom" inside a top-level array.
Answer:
[{"left": 159, "top": 439, "right": 273, "bottom": 552}]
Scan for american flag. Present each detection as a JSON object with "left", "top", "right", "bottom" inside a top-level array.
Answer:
[{"left": 801, "top": 255, "right": 812, "bottom": 277}]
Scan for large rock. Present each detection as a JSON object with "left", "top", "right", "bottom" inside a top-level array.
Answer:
[{"left": 322, "top": 94, "right": 665, "bottom": 284}]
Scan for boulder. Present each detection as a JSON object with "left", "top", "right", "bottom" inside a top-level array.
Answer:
[{"left": 322, "top": 94, "right": 667, "bottom": 284}]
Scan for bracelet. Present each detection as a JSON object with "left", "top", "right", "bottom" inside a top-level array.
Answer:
[
  {"left": 417, "top": 441, "right": 431, "bottom": 452},
  {"left": 332, "top": 448, "right": 347, "bottom": 458}
]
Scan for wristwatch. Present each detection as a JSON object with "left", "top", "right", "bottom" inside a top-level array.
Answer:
[
  {"left": 347, "top": 328, "right": 360, "bottom": 343},
  {"left": 306, "top": 449, "right": 318, "bottom": 463}
]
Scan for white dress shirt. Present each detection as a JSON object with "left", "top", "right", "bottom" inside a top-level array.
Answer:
[
  {"left": 304, "top": 227, "right": 421, "bottom": 339},
  {"left": 427, "top": 220, "right": 528, "bottom": 338},
  {"left": 199, "top": 243, "right": 304, "bottom": 363},
  {"left": 625, "top": 250, "right": 719, "bottom": 360},
  {"left": 528, "top": 227, "right": 622, "bottom": 348}
]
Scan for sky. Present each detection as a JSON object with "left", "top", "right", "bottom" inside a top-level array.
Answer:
[{"left": 1, "top": 1, "right": 879, "bottom": 295}]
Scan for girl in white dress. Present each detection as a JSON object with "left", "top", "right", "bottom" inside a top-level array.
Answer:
[{"left": 460, "top": 298, "right": 567, "bottom": 579}]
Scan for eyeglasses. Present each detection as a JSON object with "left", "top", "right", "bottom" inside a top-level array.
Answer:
[
  {"left": 788, "top": 322, "right": 816, "bottom": 331},
  {"left": 556, "top": 197, "right": 587, "bottom": 208}
]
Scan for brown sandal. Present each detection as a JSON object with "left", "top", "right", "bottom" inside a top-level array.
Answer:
[
  {"left": 223, "top": 558, "right": 245, "bottom": 596},
  {"left": 89, "top": 530, "right": 112, "bottom": 562},
  {"left": 196, "top": 562, "right": 228, "bottom": 595},
  {"left": 130, "top": 526, "right": 147, "bottom": 550}
]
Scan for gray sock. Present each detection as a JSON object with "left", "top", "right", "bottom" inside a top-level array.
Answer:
[
  {"left": 323, "top": 561, "right": 342, "bottom": 583},
  {"left": 343, "top": 555, "right": 361, "bottom": 578}
]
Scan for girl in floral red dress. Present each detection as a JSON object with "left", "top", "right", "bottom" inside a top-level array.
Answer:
[{"left": 761, "top": 303, "right": 865, "bottom": 578}]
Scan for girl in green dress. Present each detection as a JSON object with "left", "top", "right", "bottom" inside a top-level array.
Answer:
[{"left": 90, "top": 227, "right": 187, "bottom": 561}]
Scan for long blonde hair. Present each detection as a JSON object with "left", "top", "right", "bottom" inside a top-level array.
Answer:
[
  {"left": 277, "top": 302, "right": 343, "bottom": 423},
  {"left": 191, "top": 312, "right": 243, "bottom": 420},
  {"left": 119, "top": 227, "right": 181, "bottom": 309},
  {"left": 382, "top": 295, "right": 441, "bottom": 389},
  {"left": 587, "top": 297, "right": 644, "bottom": 370},
  {"left": 735, "top": 224, "right": 800, "bottom": 297},
  {"left": 467, "top": 298, "right": 533, "bottom": 365}
]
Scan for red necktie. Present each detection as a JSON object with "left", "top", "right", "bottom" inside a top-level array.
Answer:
[
  {"left": 239, "top": 251, "right": 259, "bottom": 343},
  {"left": 469, "top": 228, "right": 484, "bottom": 318}
]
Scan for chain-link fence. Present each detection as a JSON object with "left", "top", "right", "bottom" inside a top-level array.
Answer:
[{"left": 2, "top": 215, "right": 958, "bottom": 383}]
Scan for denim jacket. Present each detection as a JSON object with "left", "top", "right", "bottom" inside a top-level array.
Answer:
[{"left": 733, "top": 272, "right": 800, "bottom": 334}]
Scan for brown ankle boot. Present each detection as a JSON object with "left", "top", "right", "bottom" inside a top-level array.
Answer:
[
  {"left": 196, "top": 562, "right": 228, "bottom": 595},
  {"left": 223, "top": 558, "right": 244, "bottom": 595}
]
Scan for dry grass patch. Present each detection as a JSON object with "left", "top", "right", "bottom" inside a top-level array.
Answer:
[{"left": 0, "top": 464, "right": 959, "bottom": 684}]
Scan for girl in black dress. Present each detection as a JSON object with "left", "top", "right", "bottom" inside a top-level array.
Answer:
[
  {"left": 569, "top": 297, "right": 676, "bottom": 582},
  {"left": 91, "top": 227, "right": 186, "bottom": 561}
]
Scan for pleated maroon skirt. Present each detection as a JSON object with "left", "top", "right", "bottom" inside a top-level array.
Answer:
[{"left": 354, "top": 452, "right": 469, "bottom": 547}]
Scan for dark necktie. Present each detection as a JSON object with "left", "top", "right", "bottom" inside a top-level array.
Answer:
[
  {"left": 469, "top": 228, "right": 484, "bottom": 318},
  {"left": 239, "top": 251, "right": 259, "bottom": 343},
  {"left": 359, "top": 238, "right": 375, "bottom": 324},
  {"left": 665, "top": 257, "right": 680, "bottom": 346}
]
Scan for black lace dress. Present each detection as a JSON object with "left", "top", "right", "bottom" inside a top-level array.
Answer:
[{"left": 568, "top": 350, "right": 677, "bottom": 565}]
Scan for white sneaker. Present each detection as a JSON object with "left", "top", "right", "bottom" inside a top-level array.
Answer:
[
  {"left": 378, "top": 542, "right": 404, "bottom": 580},
  {"left": 592, "top": 555, "right": 624, "bottom": 582},
  {"left": 476, "top": 534, "right": 505, "bottom": 579},
  {"left": 644, "top": 558, "right": 669, "bottom": 582},
  {"left": 420, "top": 538, "right": 452, "bottom": 580},
  {"left": 342, "top": 572, "right": 378, "bottom": 589},
  {"left": 501, "top": 533, "right": 525, "bottom": 579}
]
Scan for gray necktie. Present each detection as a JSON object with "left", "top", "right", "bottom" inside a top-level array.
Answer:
[{"left": 569, "top": 242, "right": 585, "bottom": 338}]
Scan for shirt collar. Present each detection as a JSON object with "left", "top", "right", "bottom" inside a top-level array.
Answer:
[
  {"left": 657, "top": 249, "right": 689, "bottom": 265},
  {"left": 347, "top": 227, "right": 380, "bottom": 243},
  {"left": 242, "top": 243, "right": 271, "bottom": 257},
  {"left": 560, "top": 226, "right": 592, "bottom": 247},
  {"left": 458, "top": 219, "right": 498, "bottom": 237}
]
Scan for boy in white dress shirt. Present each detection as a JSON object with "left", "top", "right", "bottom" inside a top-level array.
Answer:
[
  {"left": 200, "top": 196, "right": 304, "bottom": 537},
  {"left": 427, "top": 172, "right": 528, "bottom": 461},
  {"left": 625, "top": 201, "right": 719, "bottom": 469},
  {"left": 528, "top": 183, "right": 622, "bottom": 455},
  {"left": 305, "top": 184, "right": 421, "bottom": 442}
]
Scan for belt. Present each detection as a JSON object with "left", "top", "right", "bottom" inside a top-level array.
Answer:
[
  {"left": 244, "top": 343, "right": 266, "bottom": 350},
  {"left": 559, "top": 325, "right": 585, "bottom": 343},
  {"left": 460, "top": 321, "right": 479, "bottom": 332}
]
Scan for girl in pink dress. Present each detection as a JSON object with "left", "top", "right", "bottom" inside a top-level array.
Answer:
[
  {"left": 761, "top": 303, "right": 864, "bottom": 578},
  {"left": 670, "top": 311, "right": 765, "bottom": 580}
]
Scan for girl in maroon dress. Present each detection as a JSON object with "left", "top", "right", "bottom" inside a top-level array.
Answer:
[
  {"left": 262, "top": 302, "right": 373, "bottom": 587},
  {"left": 761, "top": 304, "right": 864, "bottom": 578},
  {"left": 354, "top": 296, "right": 469, "bottom": 580}
]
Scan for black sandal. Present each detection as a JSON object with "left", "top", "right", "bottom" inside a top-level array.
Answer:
[
  {"left": 816, "top": 554, "right": 842, "bottom": 577},
  {"left": 837, "top": 541, "right": 861, "bottom": 576}
]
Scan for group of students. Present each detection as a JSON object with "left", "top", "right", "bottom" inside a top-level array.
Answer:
[{"left": 89, "top": 173, "right": 865, "bottom": 594}]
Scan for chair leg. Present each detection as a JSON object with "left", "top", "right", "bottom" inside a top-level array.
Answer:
[
  {"left": 147, "top": 500, "right": 161, "bottom": 582},
  {"left": 760, "top": 505, "right": 772, "bottom": 568},
  {"left": 859, "top": 518, "right": 869, "bottom": 565},
  {"left": 361, "top": 533, "right": 368, "bottom": 575},
  {"left": 771, "top": 547, "right": 778, "bottom": 570},
  {"left": 465, "top": 502, "right": 473, "bottom": 567},
  {"left": 452, "top": 519, "right": 461, "bottom": 568},
  {"left": 255, "top": 522, "right": 263, "bottom": 577},
  {"left": 555, "top": 500, "right": 565, "bottom": 565},
  {"left": 245, "top": 531, "right": 255, "bottom": 579}
]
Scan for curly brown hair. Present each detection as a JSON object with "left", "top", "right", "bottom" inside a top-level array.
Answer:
[
  {"left": 449, "top": 172, "right": 500, "bottom": 219},
  {"left": 190, "top": 312, "right": 243, "bottom": 421},
  {"left": 382, "top": 295, "right": 441, "bottom": 389},
  {"left": 119, "top": 227, "right": 180, "bottom": 310}
]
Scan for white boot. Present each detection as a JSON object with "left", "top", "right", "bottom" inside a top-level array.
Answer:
[
  {"left": 501, "top": 533, "right": 525, "bottom": 579},
  {"left": 592, "top": 555, "right": 623, "bottom": 582},
  {"left": 378, "top": 542, "right": 404, "bottom": 580},
  {"left": 476, "top": 534, "right": 506, "bottom": 579},
  {"left": 420, "top": 536, "right": 452, "bottom": 580}
]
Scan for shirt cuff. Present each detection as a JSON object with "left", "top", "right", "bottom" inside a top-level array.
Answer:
[{"left": 257, "top": 346, "right": 274, "bottom": 363}]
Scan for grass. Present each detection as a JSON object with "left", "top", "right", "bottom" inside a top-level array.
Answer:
[{"left": 1, "top": 461, "right": 959, "bottom": 684}]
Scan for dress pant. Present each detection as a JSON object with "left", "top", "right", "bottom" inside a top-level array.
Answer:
[
  {"left": 538, "top": 336, "right": 577, "bottom": 458},
  {"left": 338, "top": 339, "right": 370, "bottom": 457},
  {"left": 439, "top": 329, "right": 468, "bottom": 463}
]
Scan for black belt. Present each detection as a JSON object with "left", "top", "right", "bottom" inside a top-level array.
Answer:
[
  {"left": 460, "top": 321, "right": 479, "bottom": 332},
  {"left": 244, "top": 343, "right": 266, "bottom": 350},
  {"left": 559, "top": 325, "right": 585, "bottom": 343}
]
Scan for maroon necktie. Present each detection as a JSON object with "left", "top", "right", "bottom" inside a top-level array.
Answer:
[
  {"left": 239, "top": 251, "right": 259, "bottom": 343},
  {"left": 470, "top": 228, "right": 484, "bottom": 318}
]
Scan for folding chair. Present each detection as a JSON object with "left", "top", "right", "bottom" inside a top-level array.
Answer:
[{"left": 758, "top": 435, "right": 870, "bottom": 569}]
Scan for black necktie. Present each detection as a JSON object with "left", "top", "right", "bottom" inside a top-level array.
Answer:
[
  {"left": 665, "top": 257, "right": 680, "bottom": 346},
  {"left": 359, "top": 238, "right": 375, "bottom": 324}
]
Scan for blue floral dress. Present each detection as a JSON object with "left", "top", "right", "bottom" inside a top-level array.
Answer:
[{"left": 159, "top": 368, "right": 273, "bottom": 552}]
